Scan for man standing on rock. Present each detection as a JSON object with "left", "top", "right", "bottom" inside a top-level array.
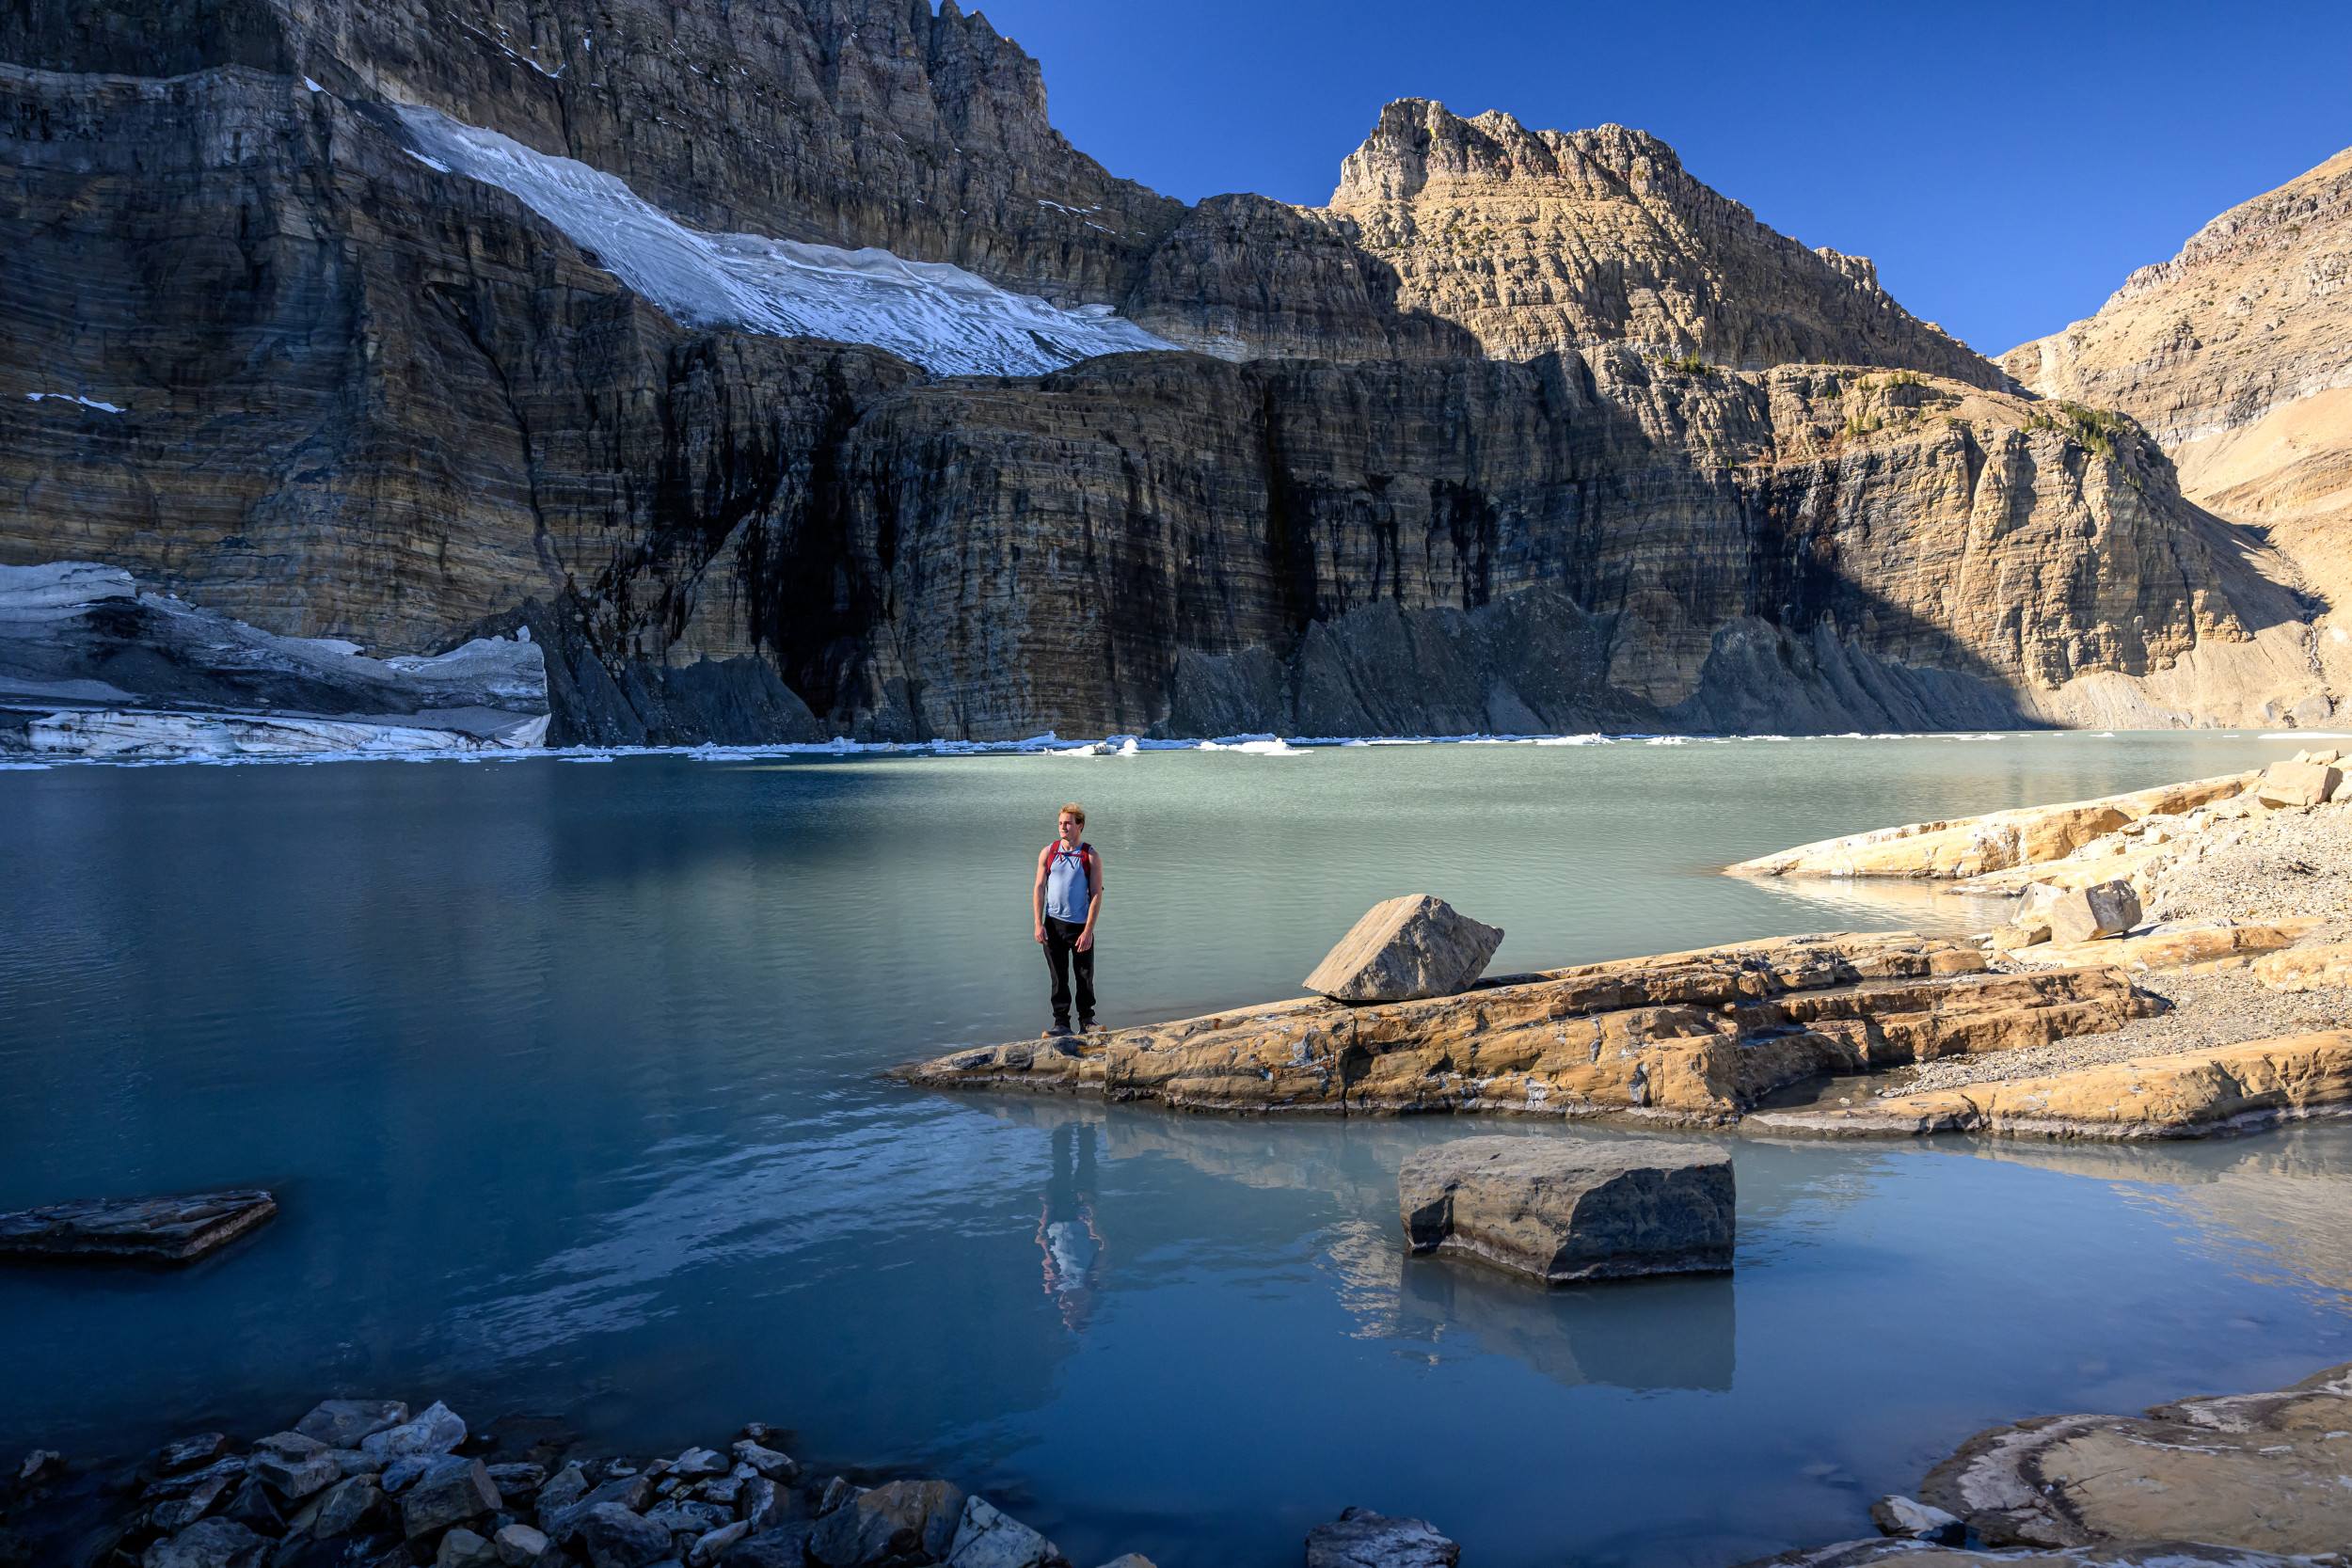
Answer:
[{"left": 1034, "top": 803, "right": 1104, "bottom": 1037}]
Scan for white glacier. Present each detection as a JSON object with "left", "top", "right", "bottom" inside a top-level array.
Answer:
[{"left": 393, "top": 105, "right": 1180, "bottom": 376}]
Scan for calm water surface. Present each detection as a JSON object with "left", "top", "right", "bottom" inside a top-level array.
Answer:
[{"left": 4, "top": 733, "right": 2349, "bottom": 1568}]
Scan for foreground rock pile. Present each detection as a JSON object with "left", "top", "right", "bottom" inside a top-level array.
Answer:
[
  {"left": 894, "top": 933, "right": 2153, "bottom": 1125},
  {"left": 33, "top": 1396, "right": 1146, "bottom": 1568}
]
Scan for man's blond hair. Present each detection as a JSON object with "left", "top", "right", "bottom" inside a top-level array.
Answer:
[{"left": 1058, "top": 802, "right": 1087, "bottom": 826}]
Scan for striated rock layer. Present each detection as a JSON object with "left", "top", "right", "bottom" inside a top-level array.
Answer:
[{"left": 890, "top": 932, "right": 2158, "bottom": 1125}]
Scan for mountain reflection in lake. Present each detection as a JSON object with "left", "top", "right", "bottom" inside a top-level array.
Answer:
[{"left": 5, "top": 735, "right": 2349, "bottom": 1568}]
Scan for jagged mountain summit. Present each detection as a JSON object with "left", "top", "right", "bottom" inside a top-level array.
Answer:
[
  {"left": 1127, "top": 99, "right": 2004, "bottom": 379},
  {"left": 2004, "top": 146, "right": 2352, "bottom": 627},
  {"left": 0, "top": 0, "right": 2329, "bottom": 742}
]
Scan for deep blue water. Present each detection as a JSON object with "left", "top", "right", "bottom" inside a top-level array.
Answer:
[{"left": 3, "top": 733, "right": 2346, "bottom": 1568}]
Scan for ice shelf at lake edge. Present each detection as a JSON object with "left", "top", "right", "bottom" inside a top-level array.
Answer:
[{"left": 394, "top": 105, "right": 1180, "bottom": 376}]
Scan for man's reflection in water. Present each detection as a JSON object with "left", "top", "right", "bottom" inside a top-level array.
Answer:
[{"left": 1037, "top": 1122, "right": 1104, "bottom": 1329}]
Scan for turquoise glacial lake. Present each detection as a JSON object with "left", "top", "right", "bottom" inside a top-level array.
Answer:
[{"left": 3, "top": 732, "right": 2347, "bottom": 1567}]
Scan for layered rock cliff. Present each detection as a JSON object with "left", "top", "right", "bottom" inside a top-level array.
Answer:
[
  {"left": 813, "top": 352, "right": 2301, "bottom": 739},
  {"left": 0, "top": 0, "right": 2327, "bottom": 742},
  {"left": 2004, "top": 147, "right": 2352, "bottom": 628}
]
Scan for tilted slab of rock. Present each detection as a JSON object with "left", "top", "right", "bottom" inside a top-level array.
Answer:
[
  {"left": 1304, "top": 895, "right": 1503, "bottom": 1002},
  {"left": 2005, "top": 919, "right": 2320, "bottom": 973},
  {"left": 1399, "top": 1136, "right": 1732, "bottom": 1282},
  {"left": 1725, "top": 774, "right": 2255, "bottom": 879},
  {"left": 1751, "top": 1031, "right": 2352, "bottom": 1140},
  {"left": 0, "top": 1189, "right": 276, "bottom": 1263},
  {"left": 894, "top": 933, "right": 2156, "bottom": 1123},
  {"left": 1917, "top": 1364, "right": 2352, "bottom": 1555}
]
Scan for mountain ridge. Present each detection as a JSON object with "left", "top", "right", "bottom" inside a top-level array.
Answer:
[{"left": 0, "top": 0, "right": 2332, "bottom": 741}]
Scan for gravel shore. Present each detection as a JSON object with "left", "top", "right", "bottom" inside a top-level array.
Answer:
[{"left": 1894, "top": 800, "right": 2352, "bottom": 1096}]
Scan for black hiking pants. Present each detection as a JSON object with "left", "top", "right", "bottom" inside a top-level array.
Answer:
[{"left": 1042, "top": 915, "right": 1095, "bottom": 1026}]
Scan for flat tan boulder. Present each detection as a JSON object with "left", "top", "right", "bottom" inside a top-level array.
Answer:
[
  {"left": 2254, "top": 758, "right": 2340, "bottom": 807},
  {"left": 1303, "top": 895, "right": 1502, "bottom": 1003},
  {"left": 2253, "top": 941, "right": 2352, "bottom": 990},
  {"left": 2044, "top": 879, "right": 2140, "bottom": 945},
  {"left": 1399, "top": 1136, "right": 1733, "bottom": 1283},
  {"left": 1917, "top": 1363, "right": 2352, "bottom": 1555},
  {"left": 1749, "top": 1031, "right": 2352, "bottom": 1140}
]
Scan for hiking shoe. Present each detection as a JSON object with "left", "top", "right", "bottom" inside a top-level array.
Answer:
[
  {"left": 1042, "top": 1023, "right": 1073, "bottom": 1038},
  {"left": 1079, "top": 1020, "right": 1103, "bottom": 1033}
]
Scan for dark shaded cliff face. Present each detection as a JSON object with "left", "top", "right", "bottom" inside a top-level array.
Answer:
[
  {"left": 809, "top": 353, "right": 2296, "bottom": 740},
  {"left": 0, "top": 0, "right": 2317, "bottom": 742}
]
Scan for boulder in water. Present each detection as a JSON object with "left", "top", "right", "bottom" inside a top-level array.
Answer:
[
  {"left": 1304, "top": 895, "right": 1502, "bottom": 1002},
  {"left": 0, "top": 1190, "right": 276, "bottom": 1264},
  {"left": 1399, "top": 1136, "right": 1734, "bottom": 1283}
]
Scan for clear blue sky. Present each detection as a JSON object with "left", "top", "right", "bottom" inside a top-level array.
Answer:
[{"left": 975, "top": 0, "right": 2352, "bottom": 355}]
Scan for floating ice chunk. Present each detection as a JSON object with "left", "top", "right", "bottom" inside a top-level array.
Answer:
[
  {"left": 1199, "top": 738, "right": 1304, "bottom": 755},
  {"left": 391, "top": 104, "right": 1180, "bottom": 376}
]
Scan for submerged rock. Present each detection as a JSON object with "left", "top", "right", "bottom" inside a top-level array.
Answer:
[
  {"left": 293, "top": 1401, "right": 409, "bottom": 1449},
  {"left": 158, "top": 1434, "right": 231, "bottom": 1475},
  {"left": 1303, "top": 1508, "right": 1459, "bottom": 1568},
  {"left": 1399, "top": 1136, "right": 1734, "bottom": 1283},
  {"left": 0, "top": 1190, "right": 276, "bottom": 1264},
  {"left": 1304, "top": 895, "right": 1504, "bottom": 1003}
]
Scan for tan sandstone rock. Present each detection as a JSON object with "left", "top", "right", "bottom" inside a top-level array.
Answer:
[
  {"left": 2253, "top": 941, "right": 2352, "bottom": 990},
  {"left": 2255, "top": 758, "right": 2341, "bottom": 807},
  {"left": 895, "top": 933, "right": 2154, "bottom": 1123},
  {"left": 1398, "top": 1136, "right": 1733, "bottom": 1283},
  {"left": 1304, "top": 895, "right": 1504, "bottom": 1003},
  {"left": 1726, "top": 774, "right": 2252, "bottom": 879},
  {"left": 2008, "top": 920, "right": 2319, "bottom": 974},
  {"left": 1749, "top": 1031, "right": 2352, "bottom": 1140}
]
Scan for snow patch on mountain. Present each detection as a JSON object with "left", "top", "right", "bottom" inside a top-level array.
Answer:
[{"left": 393, "top": 105, "right": 1178, "bottom": 376}]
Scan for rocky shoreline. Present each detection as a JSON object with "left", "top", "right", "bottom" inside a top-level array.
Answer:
[
  {"left": 0, "top": 1395, "right": 1165, "bottom": 1568},
  {"left": 15, "top": 1364, "right": 2347, "bottom": 1568},
  {"left": 894, "top": 754, "right": 2352, "bottom": 1144}
]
